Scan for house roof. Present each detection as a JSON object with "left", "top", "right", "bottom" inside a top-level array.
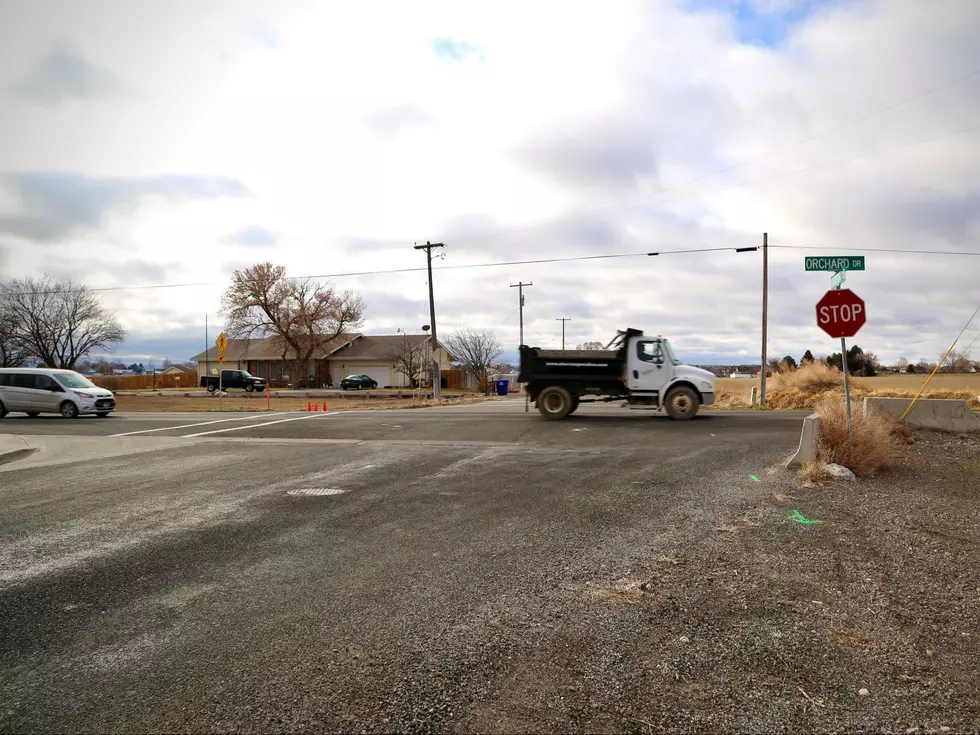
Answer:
[
  {"left": 189, "top": 333, "right": 361, "bottom": 362},
  {"left": 330, "top": 335, "right": 447, "bottom": 361}
]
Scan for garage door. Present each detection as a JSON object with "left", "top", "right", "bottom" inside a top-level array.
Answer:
[{"left": 359, "top": 366, "right": 391, "bottom": 388}]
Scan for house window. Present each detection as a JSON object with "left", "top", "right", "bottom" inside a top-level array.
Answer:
[{"left": 282, "top": 361, "right": 289, "bottom": 379}]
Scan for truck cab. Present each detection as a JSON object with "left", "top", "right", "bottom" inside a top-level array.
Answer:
[{"left": 628, "top": 336, "right": 716, "bottom": 407}]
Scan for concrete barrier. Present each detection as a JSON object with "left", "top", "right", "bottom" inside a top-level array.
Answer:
[
  {"left": 786, "top": 412, "right": 820, "bottom": 469},
  {"left": 864, "top": 397, "right": 980, "bottom": 432}
]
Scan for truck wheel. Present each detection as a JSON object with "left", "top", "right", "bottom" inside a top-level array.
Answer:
[
  {"left": 537, "top": 386, "right": 574, "bottom": 420},
  {"left": 245, "top": 384, "right": 255, "bottom": 393},
  {"left": 665, "top": 386, "right": 699, "bottom": 420},
  {"left": 207, "top": 384, "right": 216, "bottom": 393}
]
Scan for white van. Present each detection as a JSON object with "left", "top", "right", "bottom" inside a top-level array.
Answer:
[{"left": 0, "top": 368, "right": 116, "bottom": 419}]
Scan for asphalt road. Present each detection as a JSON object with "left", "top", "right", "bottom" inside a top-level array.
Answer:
[{"left": 0, "top": 402, "right": 807, "bottom": 732}]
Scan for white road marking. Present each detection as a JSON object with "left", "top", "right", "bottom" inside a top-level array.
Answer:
[
  {"left": 110, "top": 413, "right": 288, "bottom": 437},
  {"left": 183, "top": 411, "right": 352, "bottom": 438}
]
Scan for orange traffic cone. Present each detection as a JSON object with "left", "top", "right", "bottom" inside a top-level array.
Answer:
[
  {"left": 323, "top": 403, "right": 327, "bottom": 413},
  {"left": 314, "top": 401, "right": 319, "bottom": 412},
  {"left": 307, "top": 401, "right": 312, "bottom": 412}
]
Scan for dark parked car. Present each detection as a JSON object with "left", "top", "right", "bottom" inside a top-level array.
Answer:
[
  {"left": 340, "top": 374, "right": 378, "bottom": 391},
  {"left": 200, "top": 369, "right": 267, "bottom": 393}
]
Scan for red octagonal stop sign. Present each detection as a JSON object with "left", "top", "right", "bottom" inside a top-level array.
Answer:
[{"left": 816, "top": 288, "right": 866, "bottom": 338}]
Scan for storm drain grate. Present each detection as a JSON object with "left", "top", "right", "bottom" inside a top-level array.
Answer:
[{"left": 286, "top": 488, "right": 346, "bottom": 497}]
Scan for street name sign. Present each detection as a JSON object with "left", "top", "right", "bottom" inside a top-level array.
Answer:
[{"left": 805, "top": 256, "right": 865, "bottom": 272}]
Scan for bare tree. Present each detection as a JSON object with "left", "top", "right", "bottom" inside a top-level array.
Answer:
[
  {"left": 221, "top": 262, "right": 364, "bottom": 386},
  {"left": 0, "top": 303, "right": 29, "bottom": 367},
  {"left": 576, "top": 341, "right": 604, "bottom": 350},
  {"left": 384, "top": 334, "right": 428, "bottom": 388},
  {"left": 0, "top": 276, "right": 124, "bottom": 369},
  {"left": 895, "top": 356, "right": 909, "bottom": 371},
  {"left": 943, "top": 347, "right": 973, "bottom": 373},
  {"left": 445, "top": 328, "right": 503, "bottom": 395}
]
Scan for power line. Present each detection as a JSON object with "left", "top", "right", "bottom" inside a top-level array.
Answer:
[
  {"left": 8, "top": 123, "right": 978, "bottom": 299},
  {"left": 770, "top": 244, "right": 980, "bottom": 257},
  {"left": 444, "top": 65, "right": 980, "bottom": 245},
  {"left": 13, "top": 245, "right": 752, "bottom": 296}
]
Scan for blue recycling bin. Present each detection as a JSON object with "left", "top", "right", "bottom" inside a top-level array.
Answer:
[{"left": 496, "top": 379, "right": 509, "bottom": 396}]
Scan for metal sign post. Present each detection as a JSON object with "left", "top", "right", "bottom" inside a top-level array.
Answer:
[
  {"left": 216, "top": 332, "right": 228, "bottom": 412},
  {"left": 840, "top": 336, "right": 853, "bottom": 450}
]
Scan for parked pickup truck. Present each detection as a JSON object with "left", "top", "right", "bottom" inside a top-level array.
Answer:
[
  {"left": 200, "top": 369, "right": 267, "bottom": 393},
  {"left": 518, "top": 328, "right": 715, "bottom": 420}
]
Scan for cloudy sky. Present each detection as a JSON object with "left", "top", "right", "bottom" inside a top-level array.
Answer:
[{"left": 1, "top": 0, "right": 978, "bottom": 366}]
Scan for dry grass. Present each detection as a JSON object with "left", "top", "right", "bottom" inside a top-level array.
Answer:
[
  {"left": 582, "top": 577, "right": 650, "bottom": 606},
  {"left": 814, "top": 398, "right": 901, "bottom": 477},
  {"left": 798, "top": 459, "right": 832, "bottom": 485},
  {"left": 114, "top": 394, "right": 486, "bottom": 413},
  {"left": 714, "top": 368, "right": 980, "bottom": 412},
  {"left": 778, "top": 361, "right": 863, "bottom": 392}
]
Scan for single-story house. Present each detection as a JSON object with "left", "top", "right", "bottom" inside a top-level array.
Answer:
[
  {"left": 161, "top": 364, "right": 194, "bottom": 375},
  {"left": 189, "top": 333, "right": 453, "bottom": 388}
]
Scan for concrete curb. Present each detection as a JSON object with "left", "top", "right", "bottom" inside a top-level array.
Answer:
[
  {"left": 0, "top": 436, "right": 38, "bottom": 466},
  {"left": 786, "top": 413, "right": 820, "bottom": 469},
  {"left": 864, "top": 397, "right": 980, "bottom": 432}
]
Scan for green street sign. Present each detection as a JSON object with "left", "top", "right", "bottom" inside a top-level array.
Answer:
[{"left": 805, "top": 255, "right": 865, "bottom": 272}]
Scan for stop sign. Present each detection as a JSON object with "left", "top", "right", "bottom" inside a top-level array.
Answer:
[{"left": 816, "top": 288, "right": 866, "bottom": 338}]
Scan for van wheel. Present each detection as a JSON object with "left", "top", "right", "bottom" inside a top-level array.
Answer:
[
  {"left": 26, "top": 412, "right": 40, "bottom": 418},
  {"left": 537, "top": 386, "right": 574, "bottom": 420},
  {"left": 207, "top": 384, "right": 216, "bottom": 393},
  {"left": 60, "top": 401, "right": 80, "bottom": 419},
  {"left": 665, "top": 386, "right": 699, "bottom": 420}
]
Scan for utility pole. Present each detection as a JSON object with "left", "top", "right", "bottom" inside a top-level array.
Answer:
[
  {"left": 760, "top": 232, "right": 769, "bottom": 407},
  {"left": 510, "top": 282, "right": 533, "bottom": 346},
  {"left": 414, "top": 241, "right": 445, "bottom": 401},
  {"left": 556, "top": 317, "right": 571, "bottom": 349}
]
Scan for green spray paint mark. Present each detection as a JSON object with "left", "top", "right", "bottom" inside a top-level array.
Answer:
[
  {"left": 792, "top": 509, "right": 821, "bottom": 525},
  {"left": 749, "top": 475, "right": 760, "bottom": 483}
]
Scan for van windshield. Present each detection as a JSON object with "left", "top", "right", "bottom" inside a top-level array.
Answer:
[{"left": 56, "top": 372, "right": 97, "bottom": 389}]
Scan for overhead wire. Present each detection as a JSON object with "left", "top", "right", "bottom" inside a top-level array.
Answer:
[{"left": 13, "top": 246, "right": 749, "bottom": 296}]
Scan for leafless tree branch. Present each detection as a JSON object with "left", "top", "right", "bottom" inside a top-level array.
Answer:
[
  {"left": 445, "top": 328, "right": 503, "bottom": 395},
  {"left": 0, "top": 276, "right": 124, "bottom": 368}
]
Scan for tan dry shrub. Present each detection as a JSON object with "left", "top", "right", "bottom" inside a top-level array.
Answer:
[
  {"left": 815, "top": 398, "right": 900, "bottom": 477},
  {"left": 798, "top": 459, "right": 831, "bottom": 484},
  {"left": 774, "top": 361, "right": 865, "bottom": 393}
]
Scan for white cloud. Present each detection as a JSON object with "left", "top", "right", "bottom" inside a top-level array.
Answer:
[{"left": 0, "top": 0, "right": 978, "bottom": 365}]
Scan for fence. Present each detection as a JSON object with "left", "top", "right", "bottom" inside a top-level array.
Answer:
[{"left": 89, "top": 371, "right": 199, "bottom": 391}]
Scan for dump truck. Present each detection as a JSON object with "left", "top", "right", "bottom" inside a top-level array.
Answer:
[{"left": 518, "top": 328, "right": 716, "bottom": 420}]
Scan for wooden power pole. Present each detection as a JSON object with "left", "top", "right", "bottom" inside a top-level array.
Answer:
[
  {"left": 510, "top": 282, "right": 533, "bottom": 346},
  {"left": 414, "top": 241, "right": 445, "bottom": 401},
  {"left": 760, "top": 232, "right": 769, "bottom": 407},
  {"left": 556, "top": 317, "right": 571, "bottom": 349}
]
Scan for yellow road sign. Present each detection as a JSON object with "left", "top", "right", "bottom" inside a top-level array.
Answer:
[{"left": 216, "top": 332, "right": 228, "bottom": 353}]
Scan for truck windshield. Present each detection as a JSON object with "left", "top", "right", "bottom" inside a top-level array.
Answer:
[{"left": 664, "top": 341, "right": 681, "bottom": 365}]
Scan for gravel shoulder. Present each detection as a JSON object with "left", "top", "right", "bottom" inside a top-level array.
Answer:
[{"left": 474, "top": 430, "right": 980, "bottom": 733}]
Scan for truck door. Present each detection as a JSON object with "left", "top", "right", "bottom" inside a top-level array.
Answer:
[{"left": 629, "top": 339, "right": 673, "bottom": 392}]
